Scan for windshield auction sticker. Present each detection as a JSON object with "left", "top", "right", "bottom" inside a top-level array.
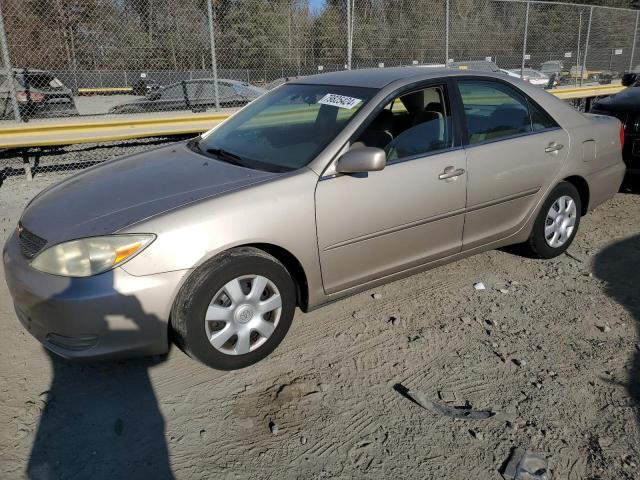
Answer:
[{"left": 317, "top": 93, "right": 362, "bottom": 109}]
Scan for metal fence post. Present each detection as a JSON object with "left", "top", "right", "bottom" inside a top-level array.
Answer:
[
  {"left": 631, "top": 10, "right": 639, "bottom": 71},
  {"left": 581, "top": 6, "right": 593, "bottom": 87},
  {"left": 576, "top": 10, "right": 582, "bottom": 87},
  {"left": 520, "top": 0, "right": 530, "bottom": 78},
  {"left": 445, "top": 0, "right": 450, "bottom": 65},
  {"left": 0, "top": 2, "right": 21, "bottom": 123},
  {"left": 346, "top": 0, "right": 353, "bottom": 69},
  {"left": 346, "top": 0, "right": 351, "bottom": 69},
  {"left": 206, "top": 0, "right": 220, "bottom": 110}
]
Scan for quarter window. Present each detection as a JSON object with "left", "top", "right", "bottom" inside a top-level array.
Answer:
[{"left": 528, "top": 100, "right": 558, "bottom": 131}]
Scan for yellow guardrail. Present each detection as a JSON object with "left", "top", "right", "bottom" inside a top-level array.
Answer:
[
  {"left": 0, "top": 84, "right": 627, "bottom": 150},
  {"left": 551, "top": 84, "right": 625, "bottom": 100},
  {"left": 78, "top": 87, "right": 134, "bottom": 95},
  {"left": 0, "top": 112, "right": 230, "bottom": 149}
]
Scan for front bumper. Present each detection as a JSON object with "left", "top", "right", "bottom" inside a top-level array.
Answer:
[{"left": 3, "top": 232, "right": 187, "bottom": 361}]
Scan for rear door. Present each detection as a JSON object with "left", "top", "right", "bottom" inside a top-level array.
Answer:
[{"left": 455, "top": 78, "right": 569, "bottom": 249}]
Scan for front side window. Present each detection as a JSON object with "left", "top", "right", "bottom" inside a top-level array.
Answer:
[
  {"left": 353, "top": 85, "right": 453, "bottom": 161},
  {"left": 195, "top": 84, "right": 375, "bottom": 172},
  {"left": 458, "top": 80, "right": 532, "bottom": 144}
]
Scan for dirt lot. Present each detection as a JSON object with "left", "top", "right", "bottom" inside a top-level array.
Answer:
[{"left": 0, "top": 161, "right": 639, "bottom": 479}]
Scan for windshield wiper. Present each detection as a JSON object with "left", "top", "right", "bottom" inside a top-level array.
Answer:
[{"left": 205, "top": 147, "right": 246, "bottom": 167}]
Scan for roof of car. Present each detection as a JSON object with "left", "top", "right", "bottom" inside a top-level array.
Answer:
[{"left": 289, "top": 67, "right": 479, "bottom": 89}]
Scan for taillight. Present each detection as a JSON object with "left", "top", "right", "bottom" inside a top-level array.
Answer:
[
  {"left": 619, "top": 123, "right": 625, "bottom": 150},
  {"left": 15, "top": 91, "right": 45, "bottom": 103}
]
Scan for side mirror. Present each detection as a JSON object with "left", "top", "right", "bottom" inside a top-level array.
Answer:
[
  {"left": 335, "top": 147, "right": 386, "bottom": 174},
  {"left": 621, "top": 72, "right": 637, "bottom": 87}
]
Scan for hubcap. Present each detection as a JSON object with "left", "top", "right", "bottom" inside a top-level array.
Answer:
[
  {"left": 204, "top": 275, "right": 282, "bottom": 355},
  {"left": 544, "top": 195, "right": 577, "bottom": 248}
]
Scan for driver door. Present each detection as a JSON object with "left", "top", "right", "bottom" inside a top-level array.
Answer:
[{"left": 315, "top": 83, "right": 467, "bottom": 294}]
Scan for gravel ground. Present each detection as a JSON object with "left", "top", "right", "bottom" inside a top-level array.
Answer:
[{"left": 0, "top": 146, "right": 639, "bottom": 479}]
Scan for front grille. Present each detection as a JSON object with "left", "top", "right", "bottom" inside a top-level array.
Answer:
[{"left": 18, "top": 224, "right": 47, "bottom": 259}]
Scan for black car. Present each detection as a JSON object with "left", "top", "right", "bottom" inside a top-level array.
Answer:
[
  {"left": 109, "top": 79, "right": 266, "bottom": 114},
  {"left": 131, "top": 78, "right": 162, "bottom": 96},
  {"left": 0, "top": 69, "right": 78, "bottom": 120},
  {"left": 591, "top": 85, "right": 640, "bottom": 176}
]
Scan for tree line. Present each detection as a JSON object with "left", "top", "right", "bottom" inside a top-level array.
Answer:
[{"left": 3, "top": 0, "right": 638, "bottom": 74}]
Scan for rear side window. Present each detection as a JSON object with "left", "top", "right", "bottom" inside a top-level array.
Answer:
[
  {"left": 458, "top": 81, "right": 530, "bottom": 144},
  {"left": 458, "top": 80, "right": 556, "bottom": 144}
]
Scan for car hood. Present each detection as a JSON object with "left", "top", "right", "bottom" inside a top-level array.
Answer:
[{"left": 20, "top": 142, "right": 280, "bottom": 246}]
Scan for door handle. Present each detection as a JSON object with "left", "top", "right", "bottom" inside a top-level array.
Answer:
[
  {"left": 545, "top": 142, "right": 564, "bottom": 153},
  {"left": 438, "top": 166, "right": 465, "bottom": 180}
]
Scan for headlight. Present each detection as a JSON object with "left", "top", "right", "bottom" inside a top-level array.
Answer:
[{"left": 31, "top": 234, "right": 155, "bottom": 277}]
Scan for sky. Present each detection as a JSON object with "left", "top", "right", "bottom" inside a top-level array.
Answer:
[{"left": 309, "top": 0, "right": 326, "bottom": 12}]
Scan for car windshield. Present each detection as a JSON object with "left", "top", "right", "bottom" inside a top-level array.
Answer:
[{"left": 194, "top": 83, "right": 376, "bottom": 172}]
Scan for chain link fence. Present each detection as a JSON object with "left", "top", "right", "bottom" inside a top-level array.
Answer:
[{"left": 0, "top": 0, "right": 638, "bottom": 124}]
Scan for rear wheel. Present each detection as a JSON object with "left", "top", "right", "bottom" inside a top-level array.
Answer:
[
  {"left": 171, "top": 247, "right": 296, "bottom": 370},
  {"left": 520, "top": 182, "right": 582, "bottom": 259}
]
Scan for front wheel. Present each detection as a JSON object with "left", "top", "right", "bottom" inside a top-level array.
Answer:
[
  {"left": 520, "top": 182, "right": 582, "bottom": 259},
  {"left": 170, "top": 247, "right": 296, "bottom": 370}
]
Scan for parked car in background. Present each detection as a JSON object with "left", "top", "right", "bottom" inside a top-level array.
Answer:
[
  {"left": 508, "top": 68, "right": 550, "bottom": 86},
  {"left": 499, "top": 69, "right": 521, "bottom": 79},
  {"left": 591, "top": 85, "right": 640, "bottom": 177},
  {"left": 569, "top": 65, "right": 589, "bottom": 81},
  {"left": 131, "top": 77, "right": 162, "bottom": 96},
  {"left": 540, "top": 60, "right": 563, "bottom": 78},
  {"left": 0, "top": 69, "right": 78, "bottom": 120},
  {"left": 450, "top": 60, "right": 501, "bottom": 73},
  {"left": 621, "top": 71, "right": 640, "bottom": 87},
  {"left": 109, "top": 79, "right": 266, "bottom": 114},
  {"left": 4, "top": 68, "right": 625, "bottom": 370},
  {"left": 264, "top": 76, "right": 301, "bottom": 90}
]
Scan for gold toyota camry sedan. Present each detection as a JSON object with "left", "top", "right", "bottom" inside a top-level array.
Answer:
[{"left": 3, "top": 68, "right": 625, "bottom": 370}]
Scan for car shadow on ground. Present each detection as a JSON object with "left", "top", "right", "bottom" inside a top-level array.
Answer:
[
  {"left": 26, "top": 270, "right": 174, "bottom": 480},
  {"left": 620, "top": 176, "right": 640, "bottom": 194},
  {"left": 593, "top": 233, "right": 640, "bottom": 428}
]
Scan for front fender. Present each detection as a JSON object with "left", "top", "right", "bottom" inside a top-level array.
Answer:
[{"left": 119, "top": 168, "right": 326, "bottom": 305}]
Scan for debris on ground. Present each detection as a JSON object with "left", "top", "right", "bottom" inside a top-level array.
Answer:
[
  {"left": 394, "top": 384, "right": 493, "bottom": 420},
  {"left": 474, "top": 282, "right": 486, "bottom": 290},
  {"left": 372, "top": 293, "right": 383, "bottom": 300},
  {"left": 269, "top": 421, "right": 279, "bottom": 435},
  {"left": 564, "top": 251, "right": 584, "bottom": 263},
  {"left": 501, "top": 447, "right": 550, "bottom": 480},
  {"left": 438, "top": 390, "right": 457, "bottom": 403}
]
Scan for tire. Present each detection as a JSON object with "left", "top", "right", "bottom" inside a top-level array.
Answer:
[
  {"left": 520, "top": 182, "right": 582, "bottom": 259},
  {"left": 170, "top": 247, "right": 296, "bottom": 370}
]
